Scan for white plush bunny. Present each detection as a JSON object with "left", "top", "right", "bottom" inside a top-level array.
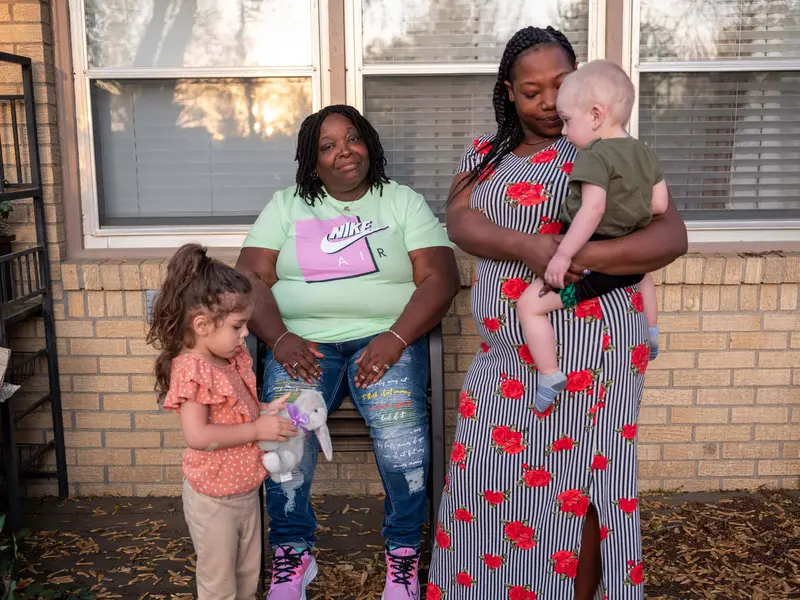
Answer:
[{"left": 258, "top": 390, "right": 333, "bottom": 483}]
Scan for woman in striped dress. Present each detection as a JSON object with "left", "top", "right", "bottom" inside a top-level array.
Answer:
[{"left": 427, "top": 27, "right": 687, "bottom": 600}]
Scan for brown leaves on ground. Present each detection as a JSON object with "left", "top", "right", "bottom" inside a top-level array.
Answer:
[{"left": 13, "top": 490, "right": 800, "bottom": 599}]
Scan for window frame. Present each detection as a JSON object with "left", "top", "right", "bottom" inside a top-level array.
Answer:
[
  {"left": 344, "top": 0, "right": 607, "bottom": 111},
  {"left": 624, "top": 0, "right": 800, "bottom": 243},
  {"left": 68, "top": 0, "right": 330, "bottom": 249}
]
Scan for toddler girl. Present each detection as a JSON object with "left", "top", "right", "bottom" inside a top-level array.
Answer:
[
  {"left": 517, "top": 60, "right": 666, "bottom": 413},
  {"left": 147, "top": 243, "right": 297, "bottom": 600}
]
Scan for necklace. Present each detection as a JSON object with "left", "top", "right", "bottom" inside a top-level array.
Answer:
[
  {"left": 335, "top": 185, "right": 370, "bottom": 212},
  {"left": 521, "top": 136, "right": 557, "bottom": 146}
]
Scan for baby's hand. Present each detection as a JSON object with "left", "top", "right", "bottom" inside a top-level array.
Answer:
[
  {"left": 545, "top": 253, "right": 571, "bottom": 289},
  {"left": 260, "top": 393, "right": 289, "bottom": 416},
  {"left": 254, "top": 413, "right": 297, "bottom": 443}
]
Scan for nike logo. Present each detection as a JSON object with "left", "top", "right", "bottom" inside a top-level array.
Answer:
[{"left": 319, "top": 220, "right": 388, "bottom": 254}]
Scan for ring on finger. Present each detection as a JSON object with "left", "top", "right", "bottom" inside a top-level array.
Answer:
[
  {"left": 383, "top": 364, "right": 391, "bottom": 371},
  {"left": 371, "top": 365, "right": 380, "bottom": 373},
  {"left": 292, "top": 362, "right": 300, "bottom": 369}
]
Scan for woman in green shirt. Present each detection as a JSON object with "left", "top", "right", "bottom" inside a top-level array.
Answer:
[{"left": 236, "top": 105, "right": 459, "bottom": 600}]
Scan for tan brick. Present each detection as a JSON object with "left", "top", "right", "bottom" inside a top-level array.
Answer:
[
  {"left": 786, "top": 256, "right": 800, "bottom": 283},
  {"left": 783, "top": 443, "right": 800, "bottom": 458},
  {"left": 639, "top": 461, "right": 695, "bottom": 478},
  {"left": 73, "top": 375, "right": 129, "bottom": 393},
  {"left": 662, "top": 478, "right": 720, "bottom": 492},
  {"left": 61, "top": 263, "right": 80, "bottom": 290},
  {"left": 662, "top": 286, "right": 681, "bottom": 312},
  {"left": 106, "top": 291, "right": 124, "bottom": 317},
  {"left": 3, "top": 23, "right": 46, "bottom": 43},
  {"left": 729, "top": 332, "right": 787, "bottom": 350},
  {"left": 754, "top": 425, "right": 800, "bottom": 441},
  {"left": 695, "top": 426, "right": 752, "bottom": 442},
  {"left": 739, "top": 286, "right": 758, "bottom": 311},
  {"left": 642, "top": 388, "right": 693, "bottom": 406},
  {"left": 658, "top": 315, "right": 700, "bottom": 333},
  {"left": 166, "top": 466, "right": 184, "bottom": 481},
  {"left": 719, "top": 287, "right": 738, "bottom": 312},
  {"left": 109, "top": 466, "right": 163, "bottom": 483},
  {"left": 314, "top": 463, "right": 339, "bottom": 480},
  {"left": 445, "top": 372, "right": 466, "bottom": 390},
  {"left": 759, "top": 285, "right": 779, "bottom": 311},
  {"left": 452, "top": 289, "right": 470, "bottom": 315},
  {"left": 664, "top": 260, "right": 684, "bottom": 284},
  {"left": 721, "top": 478, "right": 779, "bottom": 490},
  {"left": 697, "top": 388, "right": 754, "bottom": 405},
  {"left": 444, "top": 336, "right": 481, "bottom": 354},
  {"left": 67, "top": 292, "right": 86, "bottom": 317},
  {"left": 104, "top": 394, "right": 159, "bottom": 411},
  {"left": 12, "top": 3, "right": 43, "bottom": 22},
  {"left": 764, "top": 256, "right": 785, "bottom": 284},
  {"left": 75, "top": 412, "right": 131, "bottom": 429},
  {"left": 70, "top": 338, "right": 127, "bottom": 356},
  {"left": 757, "top": 460, "right": 800, "bottom": 476},
  {"left": 100, "top": 262, "right": 122, "bottom": 290},
  {"left": 638, "top": 479, "right": 663, "bottom": 493},
  {"left": 341, "top": 463, "right": 381, "bottom": 480},
  {"left": 80, "top": 484, "right": 133, "bottom": 496},
  {"left": 723, "top": 257, "right": 744, "bottom": 284},
  {"left": 683, "top": 257, "right": 704, "bottom": 284},
  {"left": 134, "top": 483, "right": 182, "bottom": 496},
  {"left": 638, "top": 444, "right": 661, "bottom": 461},
  {"left": 780, "top": 284, "right": 798, "bottom": 310},
  {"left": 63, "top": 431, "right": 103, "bottom": 448},
  {"left": 672, "top": 370, "right": 731, "bottom": 387},
  {"left": 86, "top": 291, "right": 105, "bottom": 317},
  {"left": 129, "top": 339, "right": 159, "bottom": 356},
  {"left": 135, "top": 413, "right": 180, "bottom": 430},
  {"left": 55, "top": 320, "right": 94, "bottom": 338},
  {"left": 60, "top": 357, "right": 98, "bottom": 374},
  {"left": 763, "top": 313, "right": 800, "bottom": 331},
  {"left": 125, "top": 292, "right": 145, "bottom": 317},
  {"left": 163, "top": 430, "right": 186, "bottom": 447},
  {"left": 662, "top": 443, "right": 719, "bottom": 460},
  {"left": 698, "top": 460, "right": 755, "bottom": 477},
  {"left": 96, "top": 320, "right": 146, "bottom": 338},
  {"left": 671, "top": 407, "right": 728, "bottom": 424},
  {"left": 757, "top": 388, "right": 800, "bottom": 405},
  {"left": 639, "top": 426, "right": 693, "bottom": 443},
  {"left": 457, "top": 354, "right": 474, "bottom": 372},
  {"left": 62, "top": 393, "right": 101, "bottom": 410},
  {"left": 312, "top": 482, "right": 364, "bottom": 495},
  {"left": 758, "top": 351, "right": 800, "bottom": 368},
  {"left": 66, "top": 467, "right": 106, "bottom": 483},
  {"left": 669, "top": 333, "right": 727, "bottom": 351},
  {"left": 702, "top": 257, "right": 725, "bottom": 285},
  {"left": 99, "top": 357, "right": 154, "bottom": 374},
  {"left": 639, "top": 407, "right": 667, "bottom": 424},
  {"left": 131, "top": 376, "right": 156, "bottom": 392},
  {"left": 135, "top": 449, "right": 183, "bottom": 465},
  {"left": 643, "top": 370, "right": 670, "bottom": 386},
  {"left": 682, "top": 285, "right": 701, "bottom": 312},
  {"left": 647, "top": 352, "right": 695, "bottom": 371},
  {"left": 121, "top": 264, "right": 142, "bottom": 290},
  {"left": 723, "top": 442, "right": 780, "bottom": 459},
  {"left": 82, "top": 262, "right": 102, "bottom": 290},
  {"left": 105, "top": 431, "right": 162, "bottom": 448},
  {"left": 743, "top": 257, "right": 763, "bottom": 284},
  {"left": 733, "top": 369, "right": 791, "bottom": 387},
  {"left": 702, "top": 314, "right": 761, "bottom": 332},
  {"left": 697, "top": 351, "right": 755, "bottom": 369},
  {"left": 793, "top": 333, "right": 800, "bottom": 349},
  {"left": 78, "top": 449, "right": 132, "bottom": 466},
  {"left": 142, "top": 260, "right": 164, "bottom": 289},
  {"left": 701, "top": 286, "right": 720, "bottom": 312}
]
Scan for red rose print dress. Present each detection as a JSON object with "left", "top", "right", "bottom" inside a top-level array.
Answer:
[{"left": 428, "top": 136, "right": 647, "bottom": 600}]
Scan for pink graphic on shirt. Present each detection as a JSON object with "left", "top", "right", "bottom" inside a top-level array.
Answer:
[{"left": 295, "top": 215, "right": 387, "bottom": 282}]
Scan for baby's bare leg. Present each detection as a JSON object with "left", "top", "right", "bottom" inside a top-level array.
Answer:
[
  {"left": 518, "top": 280, "right": 568, "bottom": 413},
  {"left": 638, "top": 273, "right": 660, "bottom": 360}
]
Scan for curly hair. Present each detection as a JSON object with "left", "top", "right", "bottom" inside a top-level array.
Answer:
[
  {"left": 294, "top": 104, "right": 390, "bottom": 206},
  {"left": 146, "top": 244, "right": 252, "bottom": 403},
  {"left": 460, "top": 26, "right": 577, "bottom": 190}
]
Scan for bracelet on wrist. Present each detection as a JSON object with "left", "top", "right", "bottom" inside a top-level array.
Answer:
[
  {"left": 272, "top": 331, "right": 290, "bottom": 352},
  {"left": 388, "top": 328, "right": 408, "bottom": 348}
]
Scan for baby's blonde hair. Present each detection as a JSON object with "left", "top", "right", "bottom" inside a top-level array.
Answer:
[{"left": 558, "top": 59, "right": 635, "bottom": 125}]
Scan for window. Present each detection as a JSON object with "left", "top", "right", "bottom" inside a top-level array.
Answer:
[
  {"left": 349, "top": 0, "right": 600, "bottom": 219},
  {"left": 630, "top": 0, "right": 800, "bottom": 239},
  {"left": 69, "top": 0, "right": 325, "bottom": 248}
]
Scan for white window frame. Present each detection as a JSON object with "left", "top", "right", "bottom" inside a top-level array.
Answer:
[
  {"left": 624, "top": 0, "right": 800, "bottom": 244},
  {"left": 345, "top": 0, "right": 606, "bottom": 112},
  {"left": 69, "top": 0, "right": 330, "bottom": 249}
]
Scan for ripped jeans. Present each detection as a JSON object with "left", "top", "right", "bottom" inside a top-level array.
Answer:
[{"left": 262, "top": 333, "right": 430, "bottom": 549}]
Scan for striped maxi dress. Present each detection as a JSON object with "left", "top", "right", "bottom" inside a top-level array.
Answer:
[{"left": 427, "top": 135, "right": 648, "bottom": 600}]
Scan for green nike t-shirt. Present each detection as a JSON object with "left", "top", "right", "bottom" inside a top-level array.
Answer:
[{"left": 242, "top": 181, "right": 451, "bottom": 343}]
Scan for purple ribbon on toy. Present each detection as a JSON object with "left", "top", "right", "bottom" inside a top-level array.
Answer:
[{"left": 286, "top": 402, "right": 309, "bottom": 432}]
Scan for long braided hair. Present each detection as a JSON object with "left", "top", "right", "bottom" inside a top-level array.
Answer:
[
  {"left": 294, "top": 104, "right": 389, "bottom": 206},
  {"left": 460, "top": 26, "right": 576, "bottom": 192}
]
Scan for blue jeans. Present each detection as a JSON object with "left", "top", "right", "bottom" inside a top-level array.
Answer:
[{"left": 262, "top": 333, "right": 430, "bottom": 549}]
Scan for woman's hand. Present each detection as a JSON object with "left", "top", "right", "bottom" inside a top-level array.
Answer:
[
  {"left": 354, "top": 332, "right": 406, "bottom": 388},
  {"left": 273, "top": 333, "right": 324, "bottom": 384}
]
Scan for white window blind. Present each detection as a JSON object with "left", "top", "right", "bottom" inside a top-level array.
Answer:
[{"left": 637, "top": 0, "right": 800, "bottom": 222}]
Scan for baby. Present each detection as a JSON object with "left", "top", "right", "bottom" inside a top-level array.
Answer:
[{"left": 517, "top": 59, "right": 666, "bottom": 413}]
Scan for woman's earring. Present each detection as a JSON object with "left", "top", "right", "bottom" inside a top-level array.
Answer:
[{"left": 311, "top": 172, "right": 318, "bottom": 179}]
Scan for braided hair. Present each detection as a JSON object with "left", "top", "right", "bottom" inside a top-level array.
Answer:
[
  {"left": 294, "top": 104, "right": 389, "bottom": 206},
  {"left": 461, "top": 26, "right": 576, "bottom": 191}
]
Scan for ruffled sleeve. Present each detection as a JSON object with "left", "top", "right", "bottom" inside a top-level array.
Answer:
[{"left": 163, "top": 354, "right": 228, "bottom": 412}]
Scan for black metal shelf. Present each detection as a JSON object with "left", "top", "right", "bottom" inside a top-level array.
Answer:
[{"left": 0, "top": 51, "right": 68, "bottom": 531}]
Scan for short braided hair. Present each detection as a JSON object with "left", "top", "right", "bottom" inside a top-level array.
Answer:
[
  {"left": 295, "top": 104, "right": 389, "bottom": 206},
  {"left": 461, "top": 26, "right": 576, "bottom": 190}
]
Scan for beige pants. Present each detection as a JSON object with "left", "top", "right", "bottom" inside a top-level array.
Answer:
[{"left": 182, "top": 480, "right": 261, "bottom": 600}]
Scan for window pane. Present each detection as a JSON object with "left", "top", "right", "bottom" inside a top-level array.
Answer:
[
  {"left": 91, "top": 78, "right": 311, "bottom": 227},
  {"left": 639, "top": 71, "right": 800, "bottom": 220},
  {"left": 84, "top": 0, "right": 314, "bottom": 69},
  {"left": 640, "top": 0, "right": 800, "bottom": 62},
  {"left": 364, "top": 75, "right": 495, "bottom": 220},
  {"left": 362, "top": 0, "right": 589, "bottom": 64}
]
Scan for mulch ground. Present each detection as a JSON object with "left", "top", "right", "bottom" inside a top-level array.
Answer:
[{"left": 10, "top": 490, "right": 800, "bottom": 599}]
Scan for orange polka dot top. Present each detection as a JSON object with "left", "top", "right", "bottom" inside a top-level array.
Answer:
[{"left": 163, "top": 346, "right": 267, "bottom": 497}]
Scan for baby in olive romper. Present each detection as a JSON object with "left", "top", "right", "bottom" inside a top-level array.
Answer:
[{"left": 517, "top": 60, "right": 668, "bottom": 413}]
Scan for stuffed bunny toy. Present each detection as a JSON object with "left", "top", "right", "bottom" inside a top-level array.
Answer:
[{"left": 258, "top": 389, "right": 333, "bottom": 483}]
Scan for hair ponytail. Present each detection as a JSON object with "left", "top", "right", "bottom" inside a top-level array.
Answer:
[{"left": 146, "top": 244, "right": 252, "bottom": 403}]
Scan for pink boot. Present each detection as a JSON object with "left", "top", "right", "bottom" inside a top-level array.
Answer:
[
  {"left": 381, "top": 547, "right": 421, "bottom": 600},
  {"left": 267, "top": 546, "right": 318, "bottom": 600}
]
